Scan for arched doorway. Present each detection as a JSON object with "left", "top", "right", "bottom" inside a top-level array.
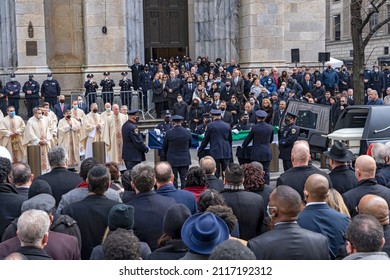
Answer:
[{"left": 143, "top": 0, "right": 188, "bottom": 61}]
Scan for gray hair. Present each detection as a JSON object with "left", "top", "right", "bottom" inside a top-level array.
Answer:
[
  {"left": 17, "top": 209, "right": 50, "bottom": 247},
  {"left": 199, "top": 156, "right": 216, "bottom": 175},
  {"left": 131, "top": 163, "right": 155, "bottom": 192},
  {"left": 48, "top": 146, "right": 67, "bottom": 167},
  {"left": 371, "top": 143, "right": 386, "bottom": 164}
]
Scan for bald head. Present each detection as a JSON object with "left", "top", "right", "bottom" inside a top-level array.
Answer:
[
  {"left": 355, "top": 155, "right": 376, "bottom": 180},
  {"left": 154, "top": 161, "right": 173, "bottom": 185},
  {"left": 358, "top": 195, "right": 389, "bottom": 225},
  {"left": 304, "top": 174, "right": 329, "bottom": 202},
  {"left": 291, "top": 140, "right": 310, "bottom": 166}
]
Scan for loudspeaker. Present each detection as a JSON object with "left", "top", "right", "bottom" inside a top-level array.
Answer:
[
  {"left": 318, "top": 52, "right": 330, "bottom": 62},
  {"left": 291, "top": 48, "right": 300, "bottom": 63}
]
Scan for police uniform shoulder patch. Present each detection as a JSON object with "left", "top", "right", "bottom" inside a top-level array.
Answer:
[
  {"left": 134, "top": 128, "right": 139, "bottom": 134},
  {"left": 291, "top": 128, "right": 297, "bottom": 134}
]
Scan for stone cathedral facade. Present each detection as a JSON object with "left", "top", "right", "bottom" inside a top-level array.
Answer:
[{"left": 0, "top": 0, "right": 326, "bottom": 94}]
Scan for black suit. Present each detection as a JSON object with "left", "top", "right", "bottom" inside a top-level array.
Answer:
[
  {"left": 126, "top": 190, "right": 176, "bottom": 251},
  {"left": 165, "top": 78, "right": 182, "bottom": 110},
  {"left": 220, "top": 110, "right": 233, "bottom": 127},
  {"left": 206, "top": 175, "right": 224, "bottom": 192},
  {"left": 36, "top": 167, "right": 83, "bottom": 206},
  {"left": 62, "top": 195, "right": 121, "bottom": 259},
  {"left": 248, "top": 222, "right": 330, "bottom": 260},
  {"left": 302, "top": 80, "right": 314, "bottom": 95},
  {"left": 277, "top": 164, "right": 333, "bottom": 200},
  {"left": 221, "top": 189, "right": 264, "bottom": 240},
  {"left": 163, "top": 125, "right": 192, "bottom": 188},
  {"left": 329, "top": 165, "right": 358, "bottom": 194},
  {"left": 0, "top": 183, "right": 26, "bottom": 239},
  {"left": 342, "top": 178, "right": 390, "bottom": 216},
  {"left": 130, "top": 63, "right": 143, "bottom": 90}
]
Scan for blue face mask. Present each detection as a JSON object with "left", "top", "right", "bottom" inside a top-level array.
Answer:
[{"left": 9, "top": 112, "right": 15, "bottom": 117}]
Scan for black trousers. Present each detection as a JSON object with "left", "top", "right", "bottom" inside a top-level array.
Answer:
[
  {"left": 260, "top": 160, "right": 271, "bottom": 185},
  {"left": 8, "top": 99, "right": 20, "bottom": 115},
  {"left": 44, "top": 97, "right": 57, "bottom": 109},
  {"left": 173, "top": 166, "right": 189, "bottom": 189},
  {"left": 125, "top": 161, "right": 141, "bottom": 172},
  {"left": 215, "top": 158, "right": 230, "bottom": 179},
  {"left": 102, "top": 92, "right": 114, "bottom": 105},
  {"left": 26, "top": 99, "right": 39, "bottom": 118}
]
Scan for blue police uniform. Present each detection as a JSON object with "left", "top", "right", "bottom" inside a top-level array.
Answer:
[
  {"left": 279, "top": 122, "right": 299, "bottom": 171},
  {"left": 22, "top": 78, "right": 40, "bottom": 118},
  {"left": 140, "top": 69, "right": 153, "bottom": 111},
  {"left": 119, "top": 73, "right": 133, "bottom": 107},
  {"left": 84, "top": 75, "right": 99, "bottom": 106},
  {"left": 162, "top": 120, "right": 192, "bottom": 188},
  {"left": 122, "top": 117, "right": 149, "bottom": 171},
  {"left": 242, "top": 120, "right": 274, "bottom": 184},
  {"left": 198, "top": 114, "right": 232, "bottom": 178},
  {"left": 41, "top": 77, "right": 61, "bottom": 108},
  {"left": 234, "top": 121, "right": 254, "bottom": 165},
  {"left": 5, "top": 80, "right": 21, "bottom": 115},
  {"left": 100, "top": 74, "right": 115, "bottom": 105}
]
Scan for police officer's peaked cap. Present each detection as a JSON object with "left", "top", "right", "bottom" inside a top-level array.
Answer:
[
  {"left": 210, "top": 109, "right": 222, "bottom": 115},
  {"left": 103, "top": 71, "right": 110, "bottom": 76},
  {"left": 10, "top": 73, "right": 15, "bottom": 78},
  {"left": 242, "top": 111, "right": 249, "bottom": 118},
  {"left": 29, "top": 74, "right": 34, "bottom": 78},
  {"left": 162, "top": 110, "right": 172, "bottom": 116},
  {"left": 171, "top": 115, "right": 184, "bottom": 121},
  {"left": 127, "top": 109, "right": 139, "bottom": 115},
  {"left": 47, "top": 73, "right": 52, "bottom": 77},
  {"left": 201, "top": 113, "right": 211, "bottom": 119},
  {"left": 260, "top": 68, "right": 265, "bottom": 72},
  {"left": 286, "top": 112, "right": 297, "bottom": 118},
  {"left": 255, "top": 110, "right": 267, "bottom": 118},
  {"left": 121, "top": 71, "right": 128, "bottom": 76},
  {"left": 87, "top": 73, "right": 94, "bottom": 78}
]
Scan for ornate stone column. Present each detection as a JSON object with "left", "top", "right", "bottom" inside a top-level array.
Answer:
[
  {"left": 82, "top": 0, "right": 128, "bottom": 74},
  {"left": 126, "top": 0, "right": 145, "bottom": 64},
  {"left": 193, "top": 0, "right": 239, "bottom": 63},
  {"left": 0, "top": 0, "right": 17, "bottom": 72},
  {"left": 14, "top": 0, "right": 50, "bottom": 74}
]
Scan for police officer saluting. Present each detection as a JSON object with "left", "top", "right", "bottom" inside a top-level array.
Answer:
[
  {"left": 119, "top": 71, "right": 133, "bottom": 107},
  {"left": 198, "top": 109, "right": 232, "bottom": 178},
  {"left": 122, "top": 109, "right": 149, "bottom": 171},
  {"left": 41, "top": 73, "right": 61, "bottom": 109},
  {"left": 22, "top": 74, "right": 40, "bottom": 118},
  {"left": 162, "top": 115, "right": 192, "bottom": 188},
  {"left": 241, "top": 110, "right": 274, "bottom": 184},
  {"left": 5, "top": 74, "right": 21, "bottom": 115},
  {"left": 279, "top": 112, "right": 299, "bottom": 171},
  {"left": 84, "top": 73, "right": 99, "bottom": 108},
  {"left": 100, "top": 71, "right": 115, "bottom": 105}
]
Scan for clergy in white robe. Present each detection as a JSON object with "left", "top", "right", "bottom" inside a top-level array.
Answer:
[
  {"left": 22, "top": 107, "right": 52, "bottom": 174},
  {"left": 100, "top": 102, "right": 113, "bottom": 124},
  {"left": 103, "top": 104, "right": 127, "bottom": 170},
  {"left": 0, "top": 106, "right": 26, "bottom": 163},
  {"left": 80, "top": 103, "right": 104, "bottom": 159},
  {"left": 42, "top": 102, "right": 58, "bottom": 147},
  {"left": 58, "top": 110, "right": 81, "bottom": 167}
]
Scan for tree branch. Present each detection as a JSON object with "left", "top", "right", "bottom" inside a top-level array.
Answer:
[
  {"left": 363, "top": 16, "right": 390, "bottom": 47},
  {"left": 361, "top": 0, "right": 388, "bottom": 30}
]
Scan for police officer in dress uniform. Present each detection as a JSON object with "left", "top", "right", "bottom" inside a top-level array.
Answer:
[
  {"left": 234, "top": 111, "right": 255, "bottom": 165},
  {"left": 122, "top": 109, "right": 149, "bottom": 171},
  {"left": 5, "top": 74, "right": 21, "bottom": 115},
  {"left": 100, "top": 71, "right": 115, "bottom": 105},
  {"left": 279, "top": 112, "right": 299, "bottom": 171},
  {"left": 22, "top": 74, "right": 40, "bottom": 118},
  {"left": 162, "top": 115, "right": 192, "bottom": 188},
  {"left": 140, "top": 64, "right": 153, "bottom": 112},
  {"left": 119, "top": 71, "right": 133, "bottom": 107},
  {"left": 198, "top": 109, "right": 232, "bottom": 178},
  {"left": 41, "top": 73, "right": 61, "bottom": 109},
  {"left": 84, "top": 74, "right": 99, "bottom": 107},
  {"left": 155, "top": 110, "right": 174, "bottom": 161},
  {"left": 195, "top": 113, "right": 212, "bottom": 135},
  {"left": 241, "top": 110, "right": 274, "bottom": 184}
]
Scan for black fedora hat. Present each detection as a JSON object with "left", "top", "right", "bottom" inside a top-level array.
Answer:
[{"left": 324, "top": 141, "right": 354, "bottom": 162}]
